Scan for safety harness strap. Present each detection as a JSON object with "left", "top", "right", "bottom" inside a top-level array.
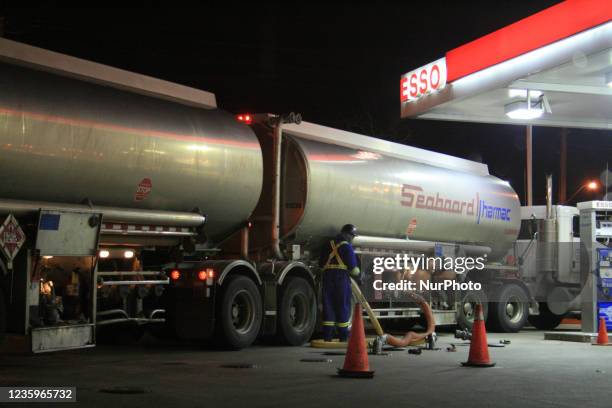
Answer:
[{"left": 323, "top": 240, "right": 348, "bottom": 270}]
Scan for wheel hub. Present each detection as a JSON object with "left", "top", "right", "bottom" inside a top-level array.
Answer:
[{"left": 230, "top": 290, "right": 254, "bottom": 334}]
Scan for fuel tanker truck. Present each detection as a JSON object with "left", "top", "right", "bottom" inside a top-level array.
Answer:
[{"left": 0, "top": 39, "right": 541, "bottom": 353}]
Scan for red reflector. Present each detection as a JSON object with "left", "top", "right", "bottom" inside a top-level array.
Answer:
[
  {"left": 197, "top": 270, "right": 207, "bottom": 281},
  {"left": 170, "top": 270, "right": 181, "bottom": 280},
  {"left": 236, "top": 113, "right": 253, "bottom": 125},
  {"left": 506, "top": 255, "right": 516, "bottom": 266}
]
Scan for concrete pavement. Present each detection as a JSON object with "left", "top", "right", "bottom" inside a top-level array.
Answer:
[{"left": 1, "top": 328, "right": 611, "bottom": 408}]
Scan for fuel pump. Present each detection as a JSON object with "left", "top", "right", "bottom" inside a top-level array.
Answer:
[{"left": 578, "top": 201, "right": 612, "bottom": 333}]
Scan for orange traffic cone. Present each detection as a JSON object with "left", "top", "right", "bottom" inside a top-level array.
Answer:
[
  {"left": 461, "top": 303, "right": 495, "bottom": 367},
  {"left": 337, "top": 304, "right": 375, "bottom": 378},
  {"left": 593, "top": 317, "right": 611, "bottom": 346}
]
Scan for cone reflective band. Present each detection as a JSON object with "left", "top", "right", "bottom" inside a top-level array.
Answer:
[
  {"left": 461, "top": 303, "right": 495, "bottom": 367},
  {"left": 593, "top": 317, "right": 611, "bottom": 346},
  {"left": 337, "top": 304, "right": 374, "bottom": 378}
]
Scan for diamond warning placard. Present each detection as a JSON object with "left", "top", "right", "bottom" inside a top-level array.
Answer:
[{"left": 0, "top": 214, "right": 25, "bottom": 262}]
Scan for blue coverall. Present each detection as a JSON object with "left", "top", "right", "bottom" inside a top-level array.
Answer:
[{"left": 319, "top": 235, "right": 360, "bottom": 341}]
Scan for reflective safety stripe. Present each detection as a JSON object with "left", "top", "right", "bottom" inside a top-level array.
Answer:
[
  {"left": 323, "top": 240, "right": 349, "bottom": 270},
  {"left": 322, "top": 321, "right": 335, "bottom": 326},
  {"left": 336, "top": 321, "right": 350, "bottom": 328}
]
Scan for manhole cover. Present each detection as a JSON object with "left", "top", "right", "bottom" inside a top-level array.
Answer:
[
  {"left": 300, "top": 358, "right": 333, "bottom": 363},
  {"left": 99, "top": 386, "right": 146, "bottom": 394},
  {"left": 220, "top": 363, "right": 258, "bottom": 369}
]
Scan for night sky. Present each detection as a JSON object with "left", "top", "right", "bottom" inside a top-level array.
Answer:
[{"left": 2, "top": 2, "right": 611, "bottom": 205}]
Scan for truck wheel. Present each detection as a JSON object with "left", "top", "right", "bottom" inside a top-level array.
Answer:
[
  {"left": 528, "top": 302, "right": 564, "bottom": 330},
  {"left": 0, "top": 289, "right": 5, "bottom": 344},
  {"left": 278, "top": 277, "right": 317, "bottom": 345},
  {"left": 217, "top": 275, "right": 262, "bottom": 349},
  {"left": 456, "top": 289, "right": 488, "bottom": 330},
  {"left": 488, "top": 283, "right": 529, "bottom": 333}
]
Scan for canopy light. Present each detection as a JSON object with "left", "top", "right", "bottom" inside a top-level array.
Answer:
[
  {"left": 505, "top": 90, "right": 550, "bottom": 120},
  {"left": 505, "top": 100, "right": 544, "bottom": 119},
  {"left": 508, "top": 89, "right": 542, "bottom": 99},
  {"left": 606, "top": 72, "right": 612, "bottom": 88}
]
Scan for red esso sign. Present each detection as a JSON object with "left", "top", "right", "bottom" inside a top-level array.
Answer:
[{"left": 400, "top": 58, "right": 447, "bottom": 102}]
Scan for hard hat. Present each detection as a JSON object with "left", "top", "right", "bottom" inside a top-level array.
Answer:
[{"left": 341, "top": 224, "right": 358, "bottom": 237}]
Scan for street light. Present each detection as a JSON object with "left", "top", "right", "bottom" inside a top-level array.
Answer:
[{"left": 564, "top": 180, "right": 600, "bottom": 204}]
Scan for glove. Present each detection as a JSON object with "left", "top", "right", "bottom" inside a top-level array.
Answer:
[{"left": 352, "top": 273, "right": 363, "bottom": 288}]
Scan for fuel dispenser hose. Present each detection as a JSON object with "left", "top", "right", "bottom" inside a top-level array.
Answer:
[{"left": 350, "top": 278, "right": 436, "bottom": 347}]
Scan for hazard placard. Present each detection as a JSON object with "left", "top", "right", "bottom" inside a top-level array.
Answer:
[{"left": 0, "top": 214, "right": 26, "bottom": 266}]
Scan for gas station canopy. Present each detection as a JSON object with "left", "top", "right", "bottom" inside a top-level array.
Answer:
[{"left": 401, "top": 0, "right": 612, "bottom": 129}]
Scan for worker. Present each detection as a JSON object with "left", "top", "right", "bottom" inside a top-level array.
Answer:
[{"left": 319, "top": 224, "right": 361, "bottom": 342}]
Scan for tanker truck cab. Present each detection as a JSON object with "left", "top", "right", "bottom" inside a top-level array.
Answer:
[{"left": 515, "top": 204, "right": 582, "bottom": 330}]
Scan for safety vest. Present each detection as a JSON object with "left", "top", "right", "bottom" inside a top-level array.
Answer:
[{"left": 323, "top": 240, "right": 349, "bottom": 271}]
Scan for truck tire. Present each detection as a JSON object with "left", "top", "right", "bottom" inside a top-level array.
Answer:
[
  {"left": 278, "top": 277, "right": 317, "bottom": 345},
  {"left": 0, "top": 289, "right": 5, "bottom": 344},
  {"left": 528, "top": 302, "right": 564, "bottom": 330},
  {"left": 456, "top": 289, "right": 488, "bottom": 330},
  {"left": 217, "top": 275, "right": 262, "bottom": 349},
  {"left": 488, "top": 283, "right": 529, "bottom": 333}
]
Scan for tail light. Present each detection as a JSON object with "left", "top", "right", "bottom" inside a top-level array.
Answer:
[
  {"left": 236, "top": 114, "right": 253, "bottom": 125},
  {"left": 170, "top": 270, "right": 181, "bottom": 281},
  {"left": 197, "top": 268, "right": 215, "bottom": 282}
]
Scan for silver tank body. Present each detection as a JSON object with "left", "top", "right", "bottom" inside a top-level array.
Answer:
[
  {"left": 0, "top": 63, "right": 263, "bottom": 242},
  {"left": 283, "top": 137, "right": 521, "bottom": 260}
]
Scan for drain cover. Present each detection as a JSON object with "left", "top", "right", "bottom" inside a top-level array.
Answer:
[
  {"left": 99, "top": 386, "right": 146, "bottom": 394},
  {"left": 220, "top": 363, "right": 258, "bottom": 369},
  {"left": 300, "top": 358, "right": 333, "bottom": 363}
]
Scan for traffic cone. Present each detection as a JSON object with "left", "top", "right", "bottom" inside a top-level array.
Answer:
[
  {"left": 461, "top": 303, "right": 495, "bottom": 367},
  {"left": 593, "top": 317, "right": 611, "bottom": 346},
  {"left": 337, "top": 304, "right": 375, "bottom": 378}
]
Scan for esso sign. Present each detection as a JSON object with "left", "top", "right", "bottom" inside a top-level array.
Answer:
[{"left": 400, "top": 58, "right": 447, "bottom": 102}]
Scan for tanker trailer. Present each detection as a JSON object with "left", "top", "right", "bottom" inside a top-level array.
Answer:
[
  {"left": 227, "top": 116, "right": 527, "bottom": 339},
  {"left": 272, "top": 120, "right": 528, "bottom": 333},
  {"left": 0, "top": 39, "right": 265, "bottom": 351},
  {"left": 168, "top": 113, "right": 528, "bottom": 348}
]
